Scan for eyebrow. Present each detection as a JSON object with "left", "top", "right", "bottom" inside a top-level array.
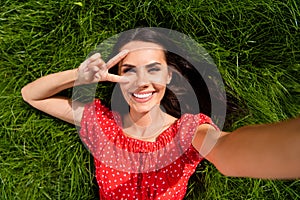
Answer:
[{"left": 121, "top": 62, "right": 162, "bottom": 68}]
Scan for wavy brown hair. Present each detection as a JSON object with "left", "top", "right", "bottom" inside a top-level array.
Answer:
[{"left": 108, "top": 28, "right": 226, "bottom": 120}]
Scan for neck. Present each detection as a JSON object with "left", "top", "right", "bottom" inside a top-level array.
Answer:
[
  {"left": 128, "top": 105, "right": 162, "bottom": 127},
  {"left": 123, "top": 105, "right": 169, "bottom": 141}
]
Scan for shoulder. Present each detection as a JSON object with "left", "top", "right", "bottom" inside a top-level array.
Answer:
[
  {"left": 80, "top": 99, "right": 115, "bottom": 125},
  {"left": 178, "top": 113, "right": 217, "bottom": 128},
  {"left": 190, "top": 113, "right": 229, "bottom": 157},
  {"left": 82, "top": 99, "right": 110, "bottom": 114}
]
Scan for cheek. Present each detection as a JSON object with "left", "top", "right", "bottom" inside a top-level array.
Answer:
[
  {"left": 119, "top": 84, "right": 129, "bottom": 96},
  {"left": 159, "top": 70, "right": 171, "bottom": 84},
  {"left": 147, "top": 72, "right": 170, "bottom": 85},
  {"left": 119, "top": 82, "right": 135, "bottom": 103},
  {"left": 155, "top": 84, "right": 167, "bottom": 96}
]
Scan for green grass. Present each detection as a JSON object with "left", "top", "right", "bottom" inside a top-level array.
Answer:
[{"left": 1, "top": 0, "right": 299, "bottom": 199}]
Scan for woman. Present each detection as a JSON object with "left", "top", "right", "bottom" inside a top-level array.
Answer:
[{"left": 21, "top": 28, "right": 300, "bottom": 199}]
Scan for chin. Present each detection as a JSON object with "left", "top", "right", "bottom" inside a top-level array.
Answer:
[{"left": 130, "top": 103, "right": 159, "bottom": 114}]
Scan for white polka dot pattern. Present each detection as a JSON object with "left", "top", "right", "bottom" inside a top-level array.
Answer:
[{"left": 79, "top": 99, "right": 218, "bottom": 199}]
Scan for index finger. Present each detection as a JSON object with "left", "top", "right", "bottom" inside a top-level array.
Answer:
[
  {"left": 106, "top": 49, "right": 129, "bottom": 69},
  {"left": 106, "top": 73, "right": 130, "bottom": 83}
]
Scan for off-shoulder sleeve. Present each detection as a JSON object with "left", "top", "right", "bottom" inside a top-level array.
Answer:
[
  {"left": 196, "top": 113, "right": 220, "bottom": 131},
  {"left": 79, "top": 99, "right": 111, "bottom": 155}
]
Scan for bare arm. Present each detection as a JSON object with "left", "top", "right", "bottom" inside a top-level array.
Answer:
[
  {"left": 21, "top": 69, "right": 84, "bottom": 125},
  {"left": 21, "top": 50, "right": 129, "bottom": 125},
  {"left": 193, "top": 117, "right": 300, "bottom": 179}
]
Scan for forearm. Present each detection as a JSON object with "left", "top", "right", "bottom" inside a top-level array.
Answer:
[
  {"left": 21, "top": 52, "right": 126, "bottom": 125},
  {"left": 209, "top": 117, "right": 300, "bottom": 179},
  {"left": 21, "top": 69, "right": 78, "bottom": 102}
]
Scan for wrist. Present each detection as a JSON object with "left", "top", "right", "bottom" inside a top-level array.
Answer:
[{"left": 72, "top": 68, "right": 80, "bottom": 86}]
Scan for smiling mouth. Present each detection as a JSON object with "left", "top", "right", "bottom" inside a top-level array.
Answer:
[{"left": 132, "top": 92, "right": 153, "bottom": 99}]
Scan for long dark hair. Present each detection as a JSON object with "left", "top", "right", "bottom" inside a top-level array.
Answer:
[{"left": 108, "top": 28, "right": 226, "bottom": 120}]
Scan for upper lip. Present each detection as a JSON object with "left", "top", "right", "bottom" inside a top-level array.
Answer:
[
  {"left": 131, "top": 91, "right": 155, "bottom": 98},
  {"left": 132, "top": 91, "right": 154, "bottom": 95},
  {"left": 130, "top": 90, "right": 155, "bottom": 95}
]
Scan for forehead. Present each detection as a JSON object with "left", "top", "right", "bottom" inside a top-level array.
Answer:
[
  {"left": 120, "top": 41, "right": 164, "bottom": 51},
  {"left": 120, "top": 41, "right": 166, "bottom": 66}
]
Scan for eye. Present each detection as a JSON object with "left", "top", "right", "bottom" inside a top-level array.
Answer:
[
  {"left": 122, "top": 67, "right": 136, "bottom": 74},
  {"left": 148, "top": 66, "right": 161, "bottom": 73}
]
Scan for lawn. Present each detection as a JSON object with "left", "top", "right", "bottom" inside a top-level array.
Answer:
[{"left": 0, "top": 0, "right": 299, "bottom": 199}]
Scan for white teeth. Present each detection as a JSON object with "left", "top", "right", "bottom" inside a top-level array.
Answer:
[{"left": 132, "top": 92, "right": 153, "bottom": 99}]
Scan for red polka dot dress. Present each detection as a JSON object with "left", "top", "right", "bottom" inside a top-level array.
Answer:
[{"left": 80, "top": 99, "right": 217, "bottom": 200}]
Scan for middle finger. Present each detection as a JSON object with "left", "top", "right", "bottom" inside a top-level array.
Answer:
[{"left": 89, "top": 58, "right": 105, "bottom": 69}]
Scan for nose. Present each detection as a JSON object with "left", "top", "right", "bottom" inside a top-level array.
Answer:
[{"left": 135, "top": 70, "right": 150, "bottom": 87}]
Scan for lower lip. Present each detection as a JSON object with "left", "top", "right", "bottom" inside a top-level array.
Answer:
[{"left": 131, "top": 93, "right": 154, "bottom": 103}]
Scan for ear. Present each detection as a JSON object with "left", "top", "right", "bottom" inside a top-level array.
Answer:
[{"left": 167, "top": 71, "right": 172, "bottom": 84}]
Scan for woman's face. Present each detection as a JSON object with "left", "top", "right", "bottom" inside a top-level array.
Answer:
[{"left": 118, "top": 41, "right": 172, "bottom": 114}]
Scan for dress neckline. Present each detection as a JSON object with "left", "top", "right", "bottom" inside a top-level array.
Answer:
[{"left": 115, "top": 113, "right": 181, "bottom": 143}]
